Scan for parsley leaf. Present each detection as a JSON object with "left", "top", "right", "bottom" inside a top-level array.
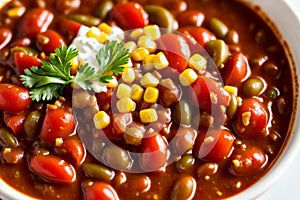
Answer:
[{"left": 20, "top": 40, "right": 130, "bottom": 102}]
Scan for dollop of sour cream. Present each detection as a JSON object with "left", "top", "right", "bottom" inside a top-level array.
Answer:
[{"left": 70, "top": 25, "right": 125, "bottom": 93}]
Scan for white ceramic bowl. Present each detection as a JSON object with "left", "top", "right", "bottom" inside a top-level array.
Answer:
[{"left": 0, "top": 0, "right": 299, "bottom": 199}]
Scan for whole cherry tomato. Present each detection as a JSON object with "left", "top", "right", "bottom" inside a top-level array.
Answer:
[
  {"left": 229, "top": 146, "right": 267, "bottom": 176},
  {"left": 21, "top": 8, "right": 54, "bottom": 38},
  {"left": 193, "top": 129, "right": 235, "bottom": 162},
  {"left": 36, "top": 30, "right": 65, "bottom": 54},
  {"left": 14, "top": 52, "right": 42, "bottom": 74},
  {"left": 222, "top": 52, "right": 250, "bottom": 86},
  {"left": 234, "top": 98, "right": 269, "bottom": 138},
  {"left": 110, "top": 2, "right": 149, "bottom": 30},
  {"left": 140, "top": 133, "right": 168, "bottom": 171},
  {"left": 158, "top": 33, "right": 191, "bottom": 72},
  {"left": 40, "top": 106, "right": 76, "bottom": 144},
  {"left": 29, "top": 155, "right": 76, "bottom": 183},
  {"left": 82, "top": 181, "right": 120, "bottom": 200},
  {"left": 178, "top": 27, "right": 216, "bottom": 47},
  {"left": 0, "top": 84, "right": 32, "bottom": 113}
]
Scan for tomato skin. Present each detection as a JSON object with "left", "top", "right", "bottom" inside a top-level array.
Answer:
[
  {"left": 140, "top": 133, "right": 168, "bottom": 171},
  {"left": 40, "top": 107, "right": 76, "bottom": 144},
  {"left": 4, "top": 112, "right": 26, "bottom": 135},
  {"left": 0, "top": 28, "right": 12, "bottom": 50},
  {"left": 193, "top": 129, "right": 235, "bottom": 162},
  {"left": 36, "top": 30, "right": 65, "bottom": 54},
  {"left": 190, "top": 76, "right": 230, "bottom": 112},
  {"left": 14, "top": 52, "right": 42, "bottom": 74},
  {"left": 21, "top": 8, "right": 54, "bottom": 38},
  {"left": 82, "top": 181, "right": 120, "bottom": 200},
  {"left": 158, "top": 33, "right": 191, "bottom": 72},
  {"left": 29, "top": 155, "right": 76, "bottom": 183},
  {"left": 234, "top": 98, "right": 268, "bottom": 138},
  {"left": 110, "top": 2, "right": 149, "bottom": 30},
  {"left": 0, "top": 84, "right": 32, "bottom": 113},
  {"left": 55, "top": 136, "right": 86, "bottom": 167},
  {"left": 222, "top": 52, "right": 250, "bottom": 86},
  {"left": 178, "top": 27, "right": 216, "bottom": 47},
  {"left": 229, "top": 146, "right": 267, "bottom": 176}
]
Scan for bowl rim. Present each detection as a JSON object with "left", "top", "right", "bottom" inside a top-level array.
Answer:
[{"left": 0, "top": 0, "right": 300, "bottom": 199}]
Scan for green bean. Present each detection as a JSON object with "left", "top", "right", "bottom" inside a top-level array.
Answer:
[
  {"left": 209, "top": 18, "right": 229, "bottom": 39},
  {"left": 0, "top": 127, "right": 18, "bottom": 148},
  {"left": 264, "top": 87, "right": 279, "bottom": 100},
  {"left": 68, "top": 14, "right": 101, "bottom": 27},
  {"left": 144, "top": 5, "right": 177, "bottom": 32},
  {"left": 95, "top": 1, "right": 114, "bottom": 20},
  {"left": 227, "top": 95, "right": 238, "bottom": 118},
  {"left": 173, "top": 100, "right": 192, "bottom": 126},
  {"left": 82, "top": 163, "right": 115, "bottom": 182},
  {"left": 206, "top": 39, "right": 229, "bottom": 68},
  {"left": 242, "top": 77, "right": 265, "bottom": 97},
  {"left": 24, "top": 111, "right": 43, "bottom": 140},
  {"left": 176, "top": 154, "right": 195, "bottom": 172}
]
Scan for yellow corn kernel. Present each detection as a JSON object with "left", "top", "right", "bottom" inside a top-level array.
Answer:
[
  {"left": 105, "top": 76, "right": 118, "bottom": 88},
  {"left": 179, "top": 68, "right": 198, "bottom": 86},
  {"left": 140, "top": 108, "right": 158, "bottom": 123},
  {"left": 130, "top": 28, "right": 144, "bottom": 40},
  {"left": 143, "top": 87, "right": 159, "bottom": 103},
  {"left": 7, "top": 6, "right": 26, "bottom": 18},
  {"left": 153, "top": 52, "right": 169, "bottom": 70},
  {"left": 224, "top": 85, "right": 238, "bottom": 96},
  {"left": 98, "top": 23, "right": 112, "bottom": 34},
  {"left": 55, "top": 138, "right": 63, "bottom": 147},
  {"left": 98, "top": 32, "right": 108, "bottom": 43},
  {"left": 94, "top": 111, "right": 111, "bottom": 129},
  {"left": 70, "top": 57, "right": 80, "bottom": 75},
  {"left": 124, "top": 41, "right": 137, "bottom": 53},
  {"left": 86, "top": 26, "right": 101, "bottom": 39},
  {"left": 131, "top": 47, "right": 150, "bottom": 61},
  {"left": 116, "top": 83, "right": 132, "bottom": 99},
  {"left": 122, "top": 58, "right": 133, "bottom": 69},
  {"left": 188, "top": 54, "right": 207, "bottom": 71},
  {"left": 130, "top": 84, "right": 144, "bottom": 101},
  {"left": 142, "top": 54, "right": 155, "bottom": 71},
  {"left": 144, "top": 25, "right": 161, "bottom": 40},
  {"left": 140, "top": 72, "right": 159, "bottom": 88},
  {"left": 122, "top": 68, "right": 135, "bottom": 83},
  {"left": 116, "top": 98, "right": 136, "bottom": 113},
  {"left": 137, "top": 35, "right": 157, "bottom": 53}
]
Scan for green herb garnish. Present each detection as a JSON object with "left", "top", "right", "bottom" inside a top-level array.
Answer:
[{"left": 20, "top": 40, "right": 130, "bottom": 102}]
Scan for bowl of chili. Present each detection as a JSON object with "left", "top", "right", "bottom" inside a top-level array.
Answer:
[{"left": 0, "top": 0, "right": 299, "bottom": 200}]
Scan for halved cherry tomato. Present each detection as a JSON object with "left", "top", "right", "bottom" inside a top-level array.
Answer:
[
  {"left": 14, "top": 52, "right": 42, "bottom": 74},
  {"left": 82, "top": 181, "right": 120, "bottom": 200},
  {"left": 222, "top": 52, "right": 250, "bottom": 86},
  {"left": 110, "top": 2, "right": 149, "bottom": 30},
  {"left": 157, "top": 33, "right": 191, "bottom": 72},
  {"left": 29, "top": 155, "right": 76, "bottom": 183},
  {"left": 190, "top": 75, "right": 230, "bottom": 112},
  {"left": 178, "top": 27, "right": 216, "bottom": 47},
  {"left": 193, "top": 129, "right": 235, "bottom": 162},
  {"left": 0, "top": 28, "right": 12, "bottom": 50},
  {"left": 40, "top": 107, "right": 76, "bottom": 144},
  {"left": 0, "top": 84, "right": 32, "bottom": 113},
  {"left": 21, "top": 8, "right": 54, "bottom": 38},
  {"left": 140, "top": 133, "right": 168, "bottom": 171},
  {"left": 229, "top": 146, "right": 267, "bottom": 176},
  {"left": 4, "top": 112, "right": 27, "bottom": 135},
  {"left": 36, "top": 30, "right": 65, "bottom": 54},
  {"left": 234, "top": 98, "right": 268, "bottom": 138},
  {"left": 55, "top": 135, "right": 86, "bottom": 167},
  {"left": 60, "top": 18, "right": 82, "bottom": 40}
]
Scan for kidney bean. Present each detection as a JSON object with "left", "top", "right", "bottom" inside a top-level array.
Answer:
[
  {"left": 164, "top": 0, "right": 187, "bottom": 15},
  {"left": 170, "top": 175, "right": 196, "bottom": 200},
  {"left": 82, "top": 181, "right": 120, "bottom": 200},
  {"left": 177, "top": 10, "right": 204, "bottom": 27},
  {"left": 29, "top": 155, "right": 76, "bottom": 183},
  {"left": 55, "top": 0, "right": 81, "bottom": 14},
  {"left": 158, "top": 78, "right": 182, "bottom": 107},
  {"left": 0, "top": 28, "right": 12, "bottom": 50}
]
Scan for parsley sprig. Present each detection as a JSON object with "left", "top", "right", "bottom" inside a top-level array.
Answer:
[{"left": 20, "top": 40, "right": 130, "bottom": 102}]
